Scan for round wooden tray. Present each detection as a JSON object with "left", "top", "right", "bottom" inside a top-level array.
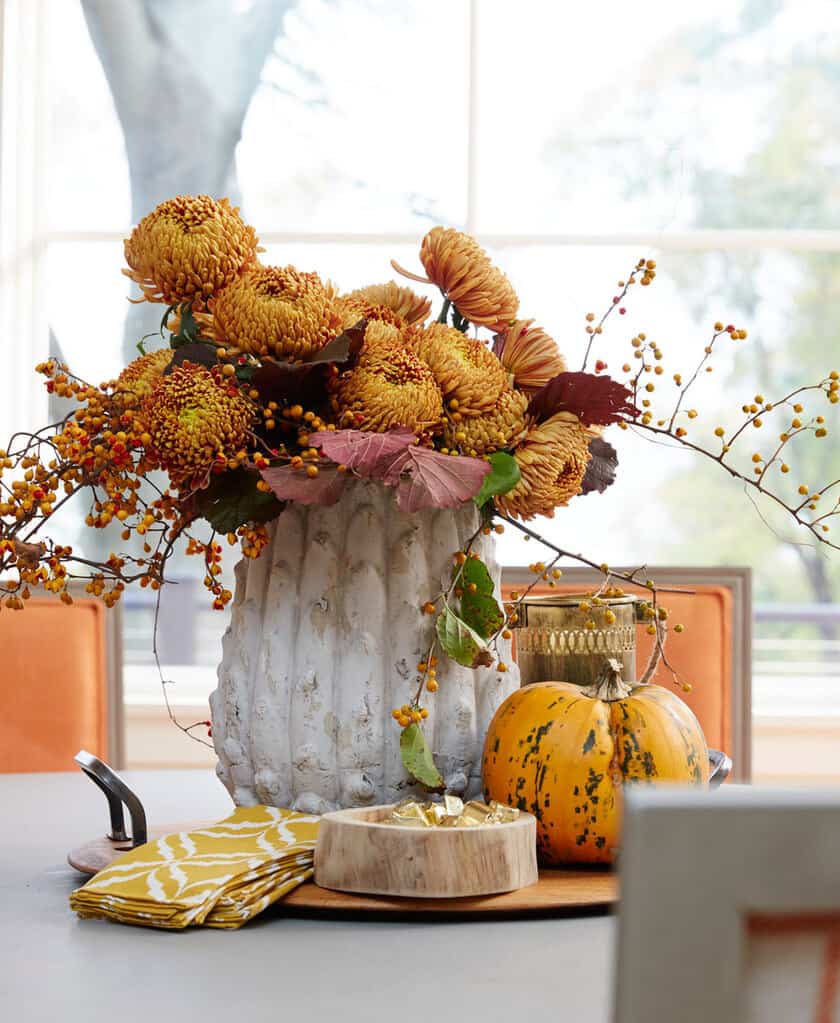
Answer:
[{"left": 68, "top": 825, "right": 617, "bottom": 916}]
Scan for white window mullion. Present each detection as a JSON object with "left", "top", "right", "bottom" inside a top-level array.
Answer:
[
  {"left": 0, "top": 0, "right": 49, "bottom": 445},
  {"left": 465, "top": 0, "right": 479, "bottom": 235},
  {"left": 41, "top": 229, "right": 840, "bottom": 252}
]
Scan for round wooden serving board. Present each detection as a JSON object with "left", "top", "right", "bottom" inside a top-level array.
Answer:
[
  {"left": 286, "top": 868, "right": 616, "bottom": 915},
  {"left": 68, "top": 823, "right": 617, "bottom": 916}
]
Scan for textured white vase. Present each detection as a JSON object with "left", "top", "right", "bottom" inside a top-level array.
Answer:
[{"left": 209, "top": 479, "right": 519, "bottom": 813}]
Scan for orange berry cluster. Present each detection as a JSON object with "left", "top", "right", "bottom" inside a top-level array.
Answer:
[
  {"left": 391, "top": 656, "right": 438, "bottom": 728},
  {"left": 0, "top": 358, "right": 284, "bottom": 613},
  {"left": 584, "top": 258, "right": 658, "bottom": 347}
]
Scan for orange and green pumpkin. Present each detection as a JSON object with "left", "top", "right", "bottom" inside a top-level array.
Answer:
[{"left": 481, "top": 660, "right": 709, "bottom": 865}]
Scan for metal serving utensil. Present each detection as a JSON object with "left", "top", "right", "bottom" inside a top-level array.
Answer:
[{"left": 74, "top": 749, "right": 148, "bottom": 848}]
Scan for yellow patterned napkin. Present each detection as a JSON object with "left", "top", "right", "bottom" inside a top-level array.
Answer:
[{"left": 70, "top": 805, "right": 319, "bottom": 929}]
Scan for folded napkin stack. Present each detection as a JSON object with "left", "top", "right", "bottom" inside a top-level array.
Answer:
[{"left": 70, "top": 805, "right": 320, "bottom": 929}]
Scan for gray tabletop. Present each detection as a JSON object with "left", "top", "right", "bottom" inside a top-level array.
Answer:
[{"left": 0, "top": 770, "right": 615, "bottom": 1023}]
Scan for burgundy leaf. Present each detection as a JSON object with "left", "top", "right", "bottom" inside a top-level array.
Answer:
[
  {"left": 248, "top": 320, "right": 367, "bottom": 406},
  {"left": 307, "top": 319, "right": 367, "bottom": 365},
  {"left": 249, "top": 360, "right": 319, "bottom": 407},
  {"left": 383, "top": 447, "right": 491, "bottom": 513},
  {"left": 308, "top": 427, "right": 417, "bottom": 478},
  {"left": 580, "top": 436, "right": 619, "bottom": 495},
  {"left": 527, "top": 371, "right": 640, "bottom": 426},
  {"left": 165, "top": 342, "right": 217, "bottom": 373},
  {"left": 260, "top": 463, "right": 347, "bottom": 506}
]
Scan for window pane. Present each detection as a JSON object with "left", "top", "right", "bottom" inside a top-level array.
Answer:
[
  {"left": 46, "top": 241, "right": 129, "bottom": 383},
  {"left": 493, "top": 245, "right": 840, "bottom": 599},
  {"left": 43, "top": 1, "right": 130, "bottom": 231},
  {"left": 475, "top": 0, "right": 840, "bottom": 232},
  {"left": 242, "top": 0, "right": 469, "bottom": 231}
]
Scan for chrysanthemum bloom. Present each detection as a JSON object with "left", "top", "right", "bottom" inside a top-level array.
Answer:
[
  {"left": 206, "top": 265, "right": 344, "bottom": 360},
  {"left": 355, "top": 320, "right": 405, "bottom": 359},
  {"left": 392, "top": 227, "right": 519, "bottom": 330},
  {"left": 123, "top": 195, "right": 260, "bottom": 305},
  {"left": 332, "top": 323, "right": 443, "bottom": 433},
  {"left": 496, "top": 319, "right": 567, "bottom": 395},
  {"left": 115, "top": 349, "right": 173, "bottom": 402},
  {"left": 441, "top": 387, "right": 529, "bottom": 456},
  {"left": 413, "top": 323, "right": 508, "bottom": 415},
  {"left": 346, "top": 281, "right": 432, "bottom": 326},
  {"left": 142, "top": 364, "right": 255, "bottom": 490},
  {"left": 336, "top": 294, "right": 406, "bottom": 332},
  {"left": 496, "top": 411, "right": 591, "bottom": 520}
]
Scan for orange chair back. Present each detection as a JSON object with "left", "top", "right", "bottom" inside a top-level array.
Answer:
[
  {"left": 0, "top": 596, "right": 110, "bottom": 772},
  {"left": 502, "top": 582, "right": 734, "bottom": 756}
]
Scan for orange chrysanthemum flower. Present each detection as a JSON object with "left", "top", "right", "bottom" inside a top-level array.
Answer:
[
  {"left": 205, "top": 265, "right": 344, "bottom": 360},
  {"left": 441, "top": 387, "right": 529, "bottom": 456},
  {"left": 123, "top": 195, "right": 260, "bottom": 306},
  {"left": 336, "top": 295, "right": 406, "bottom": 332},
  {"left": 142, "top": 364, "right": 255, "bottom": 490},
  {"left": 413, "top": 323, "right": 508, "bottom": 415},
  {"left": 355, "top": 320, "right": 405, "bottom": 358},
  {"left": 346, "top": 281, "right": 432, "bottom": 326},
  {"left": 332, "top": 322, "right": 443, "bottom": 433},
  {"left": 116, "top": 349, "right": 173, "bottom": 401},
  {"left": 497, "top": 319, "right": 567, "bottom": 395},
  {"left": 393, "top": 227, "right": 519, "bottom": 330},
  {"left": 496, "top": 411, "right": 591, "bottom": 520}
]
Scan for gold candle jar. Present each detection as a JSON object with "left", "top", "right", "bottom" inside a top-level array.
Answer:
[{"left": 513, "top": 593, "right": 640, "bottom": 687}]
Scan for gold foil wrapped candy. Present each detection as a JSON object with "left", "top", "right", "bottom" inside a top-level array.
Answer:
[{"left": 385, "top": 797, "right": 519, "bottom": 828}]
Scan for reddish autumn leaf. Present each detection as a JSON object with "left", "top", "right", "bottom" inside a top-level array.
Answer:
[
  {"left": 12, "top": 540, "right": 45, "bottom": 568},
  {"left": 383, "top": 446, "right": 491, "bottom": 513},
  {"left": 527, "top": 371, "right": 640, "bottom": 426},
  {"left": 580, "top": 436, "right": 619, "bottom": 495},
  {"left": 308, "top": 427, "right": 417, "bottom": 478},
  {"left": 164, "top": 342, "right": 218, "bottom": 374},
  {"left": 248, "top": 319, "right": 367, "bottom": 406},
  {"left": 260, "top": 463, "right": 347, "bottom": 506},
  {"left": 311, "top": 319, "right": 367, "bottom": 365},
  {"left": 248, "top": 360, "right": 321, "bottom": 408}
]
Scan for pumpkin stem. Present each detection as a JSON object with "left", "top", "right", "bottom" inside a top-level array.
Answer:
[{"left": 582, "top": 658, "right": 634, "bottom": 702}]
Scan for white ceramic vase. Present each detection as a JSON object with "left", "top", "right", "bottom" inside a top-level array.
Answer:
[{"left": 209, "top": 480, "right": 519, "bottom": 813}]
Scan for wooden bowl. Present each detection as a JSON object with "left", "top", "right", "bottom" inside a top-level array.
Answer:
[{"left": 314, "top": 803, "right": 538, "bottom": 898}]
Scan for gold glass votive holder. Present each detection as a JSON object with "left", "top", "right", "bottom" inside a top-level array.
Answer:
[{"left": 513, "top": 593, "right": 640, "bottom": 687}]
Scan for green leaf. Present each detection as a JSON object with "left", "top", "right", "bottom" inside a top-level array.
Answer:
[
  {"left": 460, "top": 556, "right": 494, "bottom": 596},
  {"left": 400, "top": 724, "right": 444, "bottom": 790},
  {"left": 452, "top": 556, "right": 501, "bottom": 639},
  {"left": 460, "top": 592, "right": 504, "bottom": 639},
  {"left": 166, "top": 341, "right": 218, "bottom": 374},
  {"left": 473, "top": 451, "right": 520, "bottom": 508},
  {"left": 436, "top": 606, "right": 492, "bottom": 668},
  {"left": 170, "top": 302, "right": 202, "bottom": 349},
  {"left": 193, "top": 468, "right": 284, "bottom": 533},
  {"left": 235, "top": 362, "right": 257, "bottom": 382},
  {"left": 159, "top": 303, "right": 177, "bottom": 338}
]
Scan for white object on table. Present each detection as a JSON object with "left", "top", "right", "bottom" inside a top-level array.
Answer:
[
  {"left": 614, "top": 786, "right": 840, "bottom": 1023},
  {"left": 0, "top": 770, "right": 613, "bottom": 1023}
]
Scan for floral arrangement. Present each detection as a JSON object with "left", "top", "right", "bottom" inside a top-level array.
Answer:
[{"left": 1, "top": 194, "right": 837, "bottom": 787}]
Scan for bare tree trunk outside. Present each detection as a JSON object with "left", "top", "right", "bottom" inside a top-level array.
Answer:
[{"left": 81, "top": 0, "right": 293, "bottom": 361}]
